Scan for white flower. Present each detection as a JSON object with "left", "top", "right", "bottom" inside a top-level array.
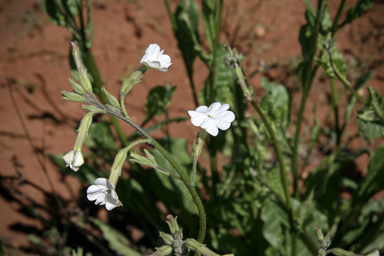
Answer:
[
  {"left": 86, "top": 178, "right": 122, "bottom": 211},
  {"left": 140, "top": 44, "right": 172, "bottom": 72},
  {"left": 63, "top": 150, "right": 84, "bottom": 172},
  {"left": 188, "top": 102, "right": 235, "bottom": 136}
]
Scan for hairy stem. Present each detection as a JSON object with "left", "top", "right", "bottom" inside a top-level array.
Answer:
[
  {"left": 330, "top": 78, "right": 341, "bottom": 155},
  {"left": 292, "top": 0, "right": 324, "bottom": 200}
]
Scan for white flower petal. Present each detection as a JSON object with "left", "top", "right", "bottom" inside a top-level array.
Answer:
[
  {"left": 215, "top": 111, "right": 235, "bottom": 123},
  {"left": 105, "top": 201, "right": 119, "bottom": 211},
  {"left": 207, "top": 102, "right": 222, "bottom": 116},
  {"left": 87, "top": 178, "right": 121, "bottom": 211},
  {"left": 63, "top": 150, "right": 84, "bottom": 172},
  {"left": 213, "top": 103, "right": 230, "bottom": 117},
  {"left": 140, "top": 44, "right": 171, "bottom": 71},
  {"left": 105, "top": 179, "right": 115, "bottom": 190},
  {"left": 87, "top": 185, "right": 104, "bottom": 194},
  {"left": 94, "top": 178, "right": 108, "bottom": 186},
  {"left": 87, "top": 191, "right": 103, "bottom": 201},
  {"left": 147, "top": 44, "right": 160, "bottom": 59},
  {"left": 194, "top": 106, "right": 209, "bottom": 113},
  {"left": 200, "top": 119, "right": 218, "bottom": 136},
  {"left": 62, "top": 151, "right": 74, "bottom": 165},
  {"left": 95, "top": 194, "right": 107, "bottom": 205},
  {"left": 189, "top": 112, "right": 209, "bottom": 127},
  {"left": 158, "top": 54, "right": 171, "bottom": 67},
  {"left": 214, "top": 119, "right": 231, "bottom": 131},
  {"left": 189, "top": 102, "right": 235, "bottom": 136}
]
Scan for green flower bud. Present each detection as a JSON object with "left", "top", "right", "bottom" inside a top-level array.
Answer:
[
  {"left": 109, "top": 147, "right": 131, "bottom": 187},
  {"left": 315, "top": 227, "right": 324, "bottom": 242},
  {"left": 150, "top": 245, "right": 172, "bottom": 256},
  {"left": 73, "top": 112, "right": 94, "bottom": 152},
  {"left": 130, "top": 152, "right": 152, "bottom": 167},
  {"left": 330, "top": 248, "right": 357, "bottom": 256},
  {"left": 159, "top": 232, "right": 174, "bottom": 245},
  {"left": 165, "top": 215, "right": 180, "bottom": 235},
  {"left": 68, "top": 78, "right": 85, "bottom": 95},
  {"left": 61, "top": 90, "right": 84, "bottom": 103},
  {"left": 102, "top": 87, "right": 120, "bottom": 108},
  {"left": 144, "top": 149, "right": 157, "bottom": 165},
  {"left": 120, "top": 65, "right": 149, "bottom": 96},
  {"left": 185, "top": 238, "right": 233, "bottom": 256},
  {"left": 82, "top": 105, "right": 100, "bottom": 112}
]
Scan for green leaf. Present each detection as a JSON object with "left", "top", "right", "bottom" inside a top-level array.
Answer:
[
  {"left": 42, "top": 0, "right": 78, "bottom": 28},
  {"left": 260, "top": 199, "right": 322, "bottom": 256},
  {"left": 317, "top": 39, "right": 347, "bottom": 79},
  {"left": 90, "top": 218, "right": 141, "bottom": 256},
  {"left": 345, "top": 0, "right": 374, "bottom": 24},
  {"left": 299, "top": 0, "right": 316, "bottom": 61},
  {"left": 304, "top": 149, "right": 369, "bottom": 219},
  {"left": 173, "top": 0, "right": 211, "bottom": 70},
  {"left": 344, "top": 70, "right": 374, "bottom": 127},
  {"left": 354, "top": 144, "right": 384, "bottom": 203},
  {"left": 149, "top": 137, "right": 197, "bottom": 215},
  {"left": 358, "top": 87, "right": 384, "bottom": 139},
  {"left": 84, "top": 0, "right": 93, "bottom": 49},
  {"left": 201, "top": 0, "right": 218, "bottom": 51},
  {"left": 144, "top": 83, "right": 176, "bottom": 120},
  {"left": 260, "top": 77, "right": 290, "bottom": 128},
  {"left": 84, "top": 121, "right": 119, "bottom": 152}
]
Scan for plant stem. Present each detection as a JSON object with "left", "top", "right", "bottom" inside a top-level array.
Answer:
[
  {"left": 84, "top": 51, "right": 129, "bottom": 146},
  {"left": 330, "top": 78, "right": 341, "bottom": 155},
  {"left": 327, "top": 51, "right": 367, "bottom": 105},
  {"left": 233, "top": 64, "right": 297, "bottom": 254},
  {"left": 331, "top": 0, "right": 347, "bottom": 35},
  {"left": 292, "top": 0, "right": 324, "bottom": 200},
  {"left": 97, "top": 102, "right": 207, "bottom": 244}
]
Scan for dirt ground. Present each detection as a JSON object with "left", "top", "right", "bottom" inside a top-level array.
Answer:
[{"left": 0, "top": 0, "right": 383, "bottom": 254}]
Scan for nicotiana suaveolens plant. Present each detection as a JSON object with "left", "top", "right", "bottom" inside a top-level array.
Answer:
[{"left": 61, "top": 41, "right": 233, "bottom": 255}]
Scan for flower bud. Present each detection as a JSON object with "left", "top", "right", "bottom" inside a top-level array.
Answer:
[
  {"left": 102, "top": 87, "right": 120, "bottom": 108},
  {"left": 315, "top": 227, "right": 324, "bottom": 242},
  {"left": 130, "top": 152, "right": 153, "bottom": 167},
  {"left": 159, "top": 232, "right": 174, "bottom": 245},
  {"left": 165, "top": 215, "right": 180, "bottom": 235},
  {"left": 144, "top": 149, "right": 157, "bottom": 165},
  {"left": 70, "top": 42, "right": 93, "bottom": 93},
  {"left": 109, "top": 147, "right": 131, "bottom": 187},
  {"left": 82, "top": 105, "right": 100, "bottom": 112},
  {"left": 330, "top": 248, "right": 356, "bottom": 256},
  {"left": 150, "top": 245, "right": 172, "bottom": 256},
  {"left": 61, "top": 90, "right": 84, "bottom": 103},
  {"left": 68, "top": 78, "right": 85, "bottom": 95},
  {"left": 185, "top": 238, "right": 233, "bottom": 256},
  {"left": 120, "top": 65, "right": 148, "bottom": 96}
]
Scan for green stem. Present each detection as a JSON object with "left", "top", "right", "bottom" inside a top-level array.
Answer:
[
  {"left": 331, "top": 0, "right": 347, "bottom": 35},
  {"left": 234, "top": 64, "right": 296, "bottom": 253},
  {"left": 84, "top": 51, "right": 129, "bottom": 146},
  {"left": 327, "top": 50, "right": 367, "bottom": 105},
  {"left": 109, "top": 139, "right": 150, "bottom": 186},
  {"left": 292, "top": 0, "right": 324, "bottom": 200},
  {"left": 77, "top": 0, "right": 88, "bottom": 51},
  {"left": 99, "top": 103, "right": 207, "bottom": 244},
  {"left": 120, "top": 95, "right": 130, "bottom": 119},
  {"left": 330, "top": 78, "right": 341, "bottom": 155}
]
